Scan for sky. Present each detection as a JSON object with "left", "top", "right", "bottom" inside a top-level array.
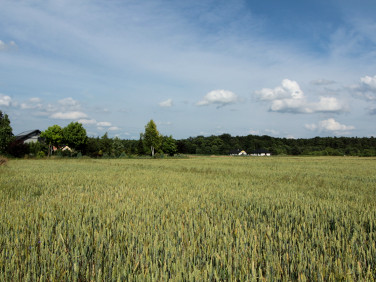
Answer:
[{"left": 1, "top": 0, "right": 376, "bottom": 139}]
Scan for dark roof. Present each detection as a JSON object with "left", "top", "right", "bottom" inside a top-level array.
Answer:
[{"left": 15, "top": 130, "right": 41, "bottom": 141}]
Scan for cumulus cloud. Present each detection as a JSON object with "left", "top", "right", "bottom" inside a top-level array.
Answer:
[
  {"left": 20, "top": 97, "right": 43, "bottom": 109},
  {"left": 0, "top": 94, "right": 12, "bottom": 106},
  {"left": 77, "top": 119, "right": 97, "bottom": 125},
  {"left": 0, "top": 40, "right": 17, "bottom": 51},
  {"left": 50, "top": 111, "right": 88, "bottom": 119},
  {"left": 197, "top": 90, "right": 238, "bottom": 107},
  {"left": 97, "top": 121, "right": 112, "bottom": 127},
  {"left": 159, "top": 98, "right": 173, "bottom": 107},
  {"left": 256, "top": 79, "right": 346, "bottom": 114},
  {"left": 350, "top": 75, "right": 376, "bottom": 101},
  {"left": 305, "top": 118, "right": 355, "bottom": 133},
  {"left": 108, "top": 126, "right": 120, "bottom": 131}
]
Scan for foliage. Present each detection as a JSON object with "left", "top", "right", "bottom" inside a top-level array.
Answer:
[
  {"left": 112, "top": 136, "right": 124, "bottom": 157},
  {"left": 143, "top": 120, "right": 161, "bottom": 156},
  {"left": 177, "top": 134, "right": 376, "bottom": 156},
  {"left": 62, "top": 122, "right": 87, "bottom": 152},
  {"left": 1, "top": 157, "right": 375, "bottom": 280},
  {"left": 0, "top": 111, "right": 13, "bottom": 154},
  {"left": 29, "top": 141, "right": 48, "bottom": 157},
  {"left": 40, "top": 125, "right": 63, "bottom": 156},
  {"left": 161, "top": 135, "right": 177, "bottom": 156}
]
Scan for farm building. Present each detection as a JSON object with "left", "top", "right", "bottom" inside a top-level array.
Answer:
[
  {"left": 229, "top": 149, "right": 247, "bottom": 156},
  {"left": 15, "top": 130, "right": 42, "bottom": 144},
  {"left": 250, "top": 149, "right": 271, "bottom": 156}
]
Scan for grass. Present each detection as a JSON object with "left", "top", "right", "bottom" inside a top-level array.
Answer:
[{"left": 1, "top": 156, "right": 375, "bottom": 280}]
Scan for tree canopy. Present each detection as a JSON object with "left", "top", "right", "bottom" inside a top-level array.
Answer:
[
  {"left": 0, "top": 111, "right": 13, "bottom": 154},
  {"left": 62, "top": 122, "right": 87, "bottom": 152},
  {"left": 143, "top": 120, "right": 161, "bottom": 156},
  {"left": 40, "top": 125, "right": 63, "bottom": 156}
]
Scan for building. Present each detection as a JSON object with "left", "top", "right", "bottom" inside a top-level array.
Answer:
[
  {"left": 229, "top": 149, "right": 247, "bottom": 156},
  {"left": 15, "top": 130, "right": 42, "bottom": 144},
  {"left": 250, "top": 149, "right": 271, "bottom": 156}
]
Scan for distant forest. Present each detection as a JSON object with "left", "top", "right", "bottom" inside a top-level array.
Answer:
[{"left": 83, "top": 134, "right": 376, "bottom": 157}]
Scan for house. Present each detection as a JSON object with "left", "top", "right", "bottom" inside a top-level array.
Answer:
[
  {"left": 15, "top": 130, "right": 42, "bottom": 144},
  {"left": 250, "top": 149, "right": 271, "bottom": 156},
  {"left": 229, "top": 149, "right": 247, "bottom": 156}
]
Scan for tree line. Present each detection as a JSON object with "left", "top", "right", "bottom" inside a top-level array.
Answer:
[{"left": 1, "top": 110, "right": 376, "bottom": 157}]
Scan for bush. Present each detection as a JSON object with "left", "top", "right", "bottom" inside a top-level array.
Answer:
[{"left": 37, "top": 151, "right": 46, "bottom": 158}]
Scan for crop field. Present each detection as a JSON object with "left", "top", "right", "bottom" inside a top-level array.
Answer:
[{"left": 1, "top": 156, "right": 376, "bottom": 280}]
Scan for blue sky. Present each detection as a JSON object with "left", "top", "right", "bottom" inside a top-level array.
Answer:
[{"left": 1, "top": 0, "right": 375, "bottom": 139}]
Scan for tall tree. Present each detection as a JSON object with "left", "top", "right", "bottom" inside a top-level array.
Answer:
[
  {"left": 112, "top": 136, "right": 124, "bottom": 157},
  {"left": 143, "top": 120, "right": 161, "bottom": 156},
  {"left": 40, "top": 125, "right": 63, "bottom": 156},
  {"left": 62, "top": 122, "right": 87, "bottom": 152},
  {"left": 0, "top": 111, "right": 13, "bottom": 154},
  {"left": 162, "top": 135, "right": 177, "bottom": 156}
]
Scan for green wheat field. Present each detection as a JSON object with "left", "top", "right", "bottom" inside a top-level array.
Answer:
[{"left": 1, "top": 156, "right": 376, "bottom": 280}]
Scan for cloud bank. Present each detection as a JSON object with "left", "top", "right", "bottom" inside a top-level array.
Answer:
[
  {"left": 305, "top": 118, "right": 355, "bottom": 134},
  {"left": 256, "top": 79, "right": 346, "bottom": 114}
]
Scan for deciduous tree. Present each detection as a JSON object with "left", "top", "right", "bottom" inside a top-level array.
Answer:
[
  {"left": 40, "top": 125, "right": 63, "bottom": 156},
  {"left": 143, "top": 120, "right": 161, "bottom": 157},
  {"left": 62, "top": 122, "right": 87, "bottom": 152},
  {"left": 0, "top": 111, "right": 13, "bottom": 154}
]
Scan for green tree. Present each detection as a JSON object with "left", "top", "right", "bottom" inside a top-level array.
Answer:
[
  {"left": 40, "top": 125, "right": 63, "bottom": 156},
  {"left": 0, "top": 111, "right": 14, "bottom": 154},
  {"left": 136, "top": 134, "right": 145, "bottom": 155},
  {"left": 162, "top": 135, "right": 177, "bottom": 156},
  {"left": 112, "top": 136, "right": 124, "bottom": 157},
  {"left": 100, "top": 132, "right": 112, "bottom": 156},
  {"left": 62, "top": 122, "right": 87, "bottom": 152},
  {"left": 143, "top": 120, "right": 161, "bottom": 156}
]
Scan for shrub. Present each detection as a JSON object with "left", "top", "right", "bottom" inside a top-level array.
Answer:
[{"left": 37, "top": 151, "right": 46, "bottom": 158}]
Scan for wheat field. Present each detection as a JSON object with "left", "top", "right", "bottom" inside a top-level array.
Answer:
[{"left": 1, "top": 156, "right": 375, "bottom": 280}]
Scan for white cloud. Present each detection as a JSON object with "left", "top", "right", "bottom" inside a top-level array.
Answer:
[
  {"left": 305, "top": 118, "right": 355, "bottom": 133},
  {"left": 108, "top": 126, "right": 120, "bottom": 131},
  {"left": 0, "top": 94, "right": 12, "bottom": 106},
  {"left": 77, "top": 118, "right": 97, "bottom": 125},
  {"left": 58, "top": 97, "right": 81, "bottom": 110},
  {"left": 256, "top": 79, "right": 346, "bottom": 114},
  {"left": 197, "top": 90, "right": 238, "bottom": 107},
  {"left": 20, "top": 97, "right": 43, "bottom": 109},
  {"left": 311, "top": 97, "right": 346, "bottom": 112},
  {"left": 257, "top": 79, "right": 304, "bottom": 101},
  {"left": 97, "top": 121, "right": 112, "bottom": 127},
  {"left": 350, "top": 75, "right": 376, "bottom": 101},
  {"left": 159, "top": 98, "right": 173, "bottom": 107},
  {"left": 0, "top": 40, "right": 17, "bottom": 51},
  {"left": 50, "top": 111, "right": 87, "bottom": 119}
]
